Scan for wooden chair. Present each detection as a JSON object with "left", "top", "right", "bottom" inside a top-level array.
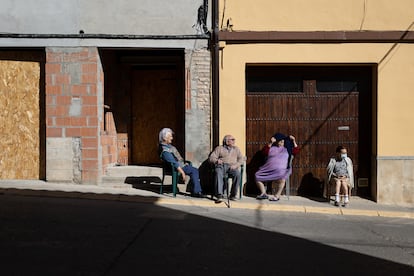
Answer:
[{"left": 160, "top": 160, "right": 192, "bottom": 197}]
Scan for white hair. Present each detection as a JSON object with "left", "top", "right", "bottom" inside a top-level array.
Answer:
[{"left": 159, "top": 128, "right": 174, "bottom": 143}]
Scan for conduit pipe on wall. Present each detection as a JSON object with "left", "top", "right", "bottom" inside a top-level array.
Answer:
[
  {"left": 0, "top": 33, "right": 209, "bottom": 40},
  {"left": 211, "top": 0, "right": 220, "bottom": 148}
]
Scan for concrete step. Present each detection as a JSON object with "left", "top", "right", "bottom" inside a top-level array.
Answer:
[
  {"left": 103, "top": 165, "right": 166, "bottom": 190},
  {"left": 106, "top": 165, "right": 163, "bottom": 178}
]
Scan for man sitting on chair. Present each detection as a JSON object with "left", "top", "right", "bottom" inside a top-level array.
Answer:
[
  {"left": 209, "top": 135, "right": 244, "bottom": 202},
  {"left": 326, "top": 145, "right": 354, "bottom": 206}
]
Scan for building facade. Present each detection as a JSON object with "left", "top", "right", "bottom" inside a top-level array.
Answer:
[
  {"left": 0, "top": 1, "right": 212, "bottom": 184},
  {"left": 217, "top": 0, "right": 414, "bottom": 206}
]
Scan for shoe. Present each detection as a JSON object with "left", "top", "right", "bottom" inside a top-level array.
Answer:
[
  {"left": 342, "top": 200, "right": 349, "bottom": 207},
  {"left": 269, "top": 197, "right": 280, "bottom": 202},
  {"left": 192, "top": 192, "right": 206, "bottom": 198},
  {"left": 334, "top": 201, "right": 340, "bottom": 206},
  {"left": 229, "top": 196, "right": 238, "bottom": 201},
  {"left": 215, "top": 194, "right": 224, "bottom": 203},
  {"left": 256, "top": 194, "right": 268, "bottom": 200}
]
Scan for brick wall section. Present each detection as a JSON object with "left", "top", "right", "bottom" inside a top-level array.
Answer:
[
  {"left": 101, "top": 111, "right": 118, "bottom": 170},
  {"left": 46, "top": 47, "right": 104, "bottom": 184}
]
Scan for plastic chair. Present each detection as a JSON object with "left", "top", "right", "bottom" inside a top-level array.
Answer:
[{"left": 160, "top": 160, "right": 192, "bottom": 197}]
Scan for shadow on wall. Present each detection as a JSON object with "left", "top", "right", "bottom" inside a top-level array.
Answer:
[
  {"left": 245, "top": 150, "right": 266, "bottom": 196},
  {"left": 297, "top": 172, "right": 324, "bottom": 199}
]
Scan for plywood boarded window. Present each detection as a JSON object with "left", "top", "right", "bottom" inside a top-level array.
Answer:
[{"left": 0, "top": 60, "right": 40, "bottom": 179}]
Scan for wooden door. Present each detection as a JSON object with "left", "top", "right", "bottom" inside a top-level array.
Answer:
[
  {"left": 131, "top": 67, "right": 184, "bottom": 165},
  {"left": 246, "top": 66, "right": 368, "bottom": 196}
]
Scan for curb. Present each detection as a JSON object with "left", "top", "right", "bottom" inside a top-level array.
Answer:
[{"left": 1, "top": 186, "right": 413, "bottom": 220}]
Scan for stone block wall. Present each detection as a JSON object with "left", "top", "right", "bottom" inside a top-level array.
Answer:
[
  {"left": 376, "top": 157, "right": 414, "bottom": 206},
  {"left": 185, "top": 48, "right": 212, "bottom": 166}
]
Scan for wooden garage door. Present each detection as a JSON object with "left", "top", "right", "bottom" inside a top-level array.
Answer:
[{"left": 246, "top": 66, "right": 368, "bottom": 196}]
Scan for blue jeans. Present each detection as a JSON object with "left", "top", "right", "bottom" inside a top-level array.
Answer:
[{"left": 183, "top": 165, "right": 202, "bottom": 194}]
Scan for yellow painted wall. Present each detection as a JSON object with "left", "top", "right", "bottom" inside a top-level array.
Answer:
[
  {"left": 218, "top": 0, "right": 414, "bottom": 205},
  {"left": 219, "top": 0, "right": 414, "bottom": 31},
  {"left": 219, "top": 43, "right": 414, "bottom": 156}
]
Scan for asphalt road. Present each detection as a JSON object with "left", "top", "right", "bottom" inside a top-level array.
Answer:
[{"left": 1, "top": 194, "right": 413, "bottom": 276}]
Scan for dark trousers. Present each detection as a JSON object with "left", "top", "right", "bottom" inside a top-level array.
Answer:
[{"left": 214, "top": 164, "right": 240, "bottom": 197}]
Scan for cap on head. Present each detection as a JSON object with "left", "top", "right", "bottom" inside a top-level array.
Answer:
[{"left": 272, "top": 133, "right": 286, "bottom": 142}]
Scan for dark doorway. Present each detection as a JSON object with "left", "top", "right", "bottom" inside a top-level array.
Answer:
[
  {"left": 100, "top": 49, "right": 185, "bottom": 166},
  {"left": 245, "top": 65, "right": 374, "bottom": 197}
]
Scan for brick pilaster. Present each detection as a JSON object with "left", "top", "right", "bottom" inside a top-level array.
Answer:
[{"left": 46, "top": 47, "right": 103, "bottom": 184}]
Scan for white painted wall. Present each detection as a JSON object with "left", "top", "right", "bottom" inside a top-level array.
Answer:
[{"left": 0, "top": 0, "right": 210, "bottom": 48}]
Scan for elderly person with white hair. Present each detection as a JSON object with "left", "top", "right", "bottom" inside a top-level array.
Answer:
[
  {"left": 209, "top": 134, "right": 244, "bottom": 202},
  {"left": 158, "top": 127, "right": 205, "bottom": 198}
]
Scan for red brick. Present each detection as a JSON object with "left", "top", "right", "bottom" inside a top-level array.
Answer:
[
  {"left": 46, "top": 106, "right": 57, "bottom": 116},
  {"left": 55, "top": 117, "right": 71, "bottom": 127},
  {"left": 82, "top": 74, "right": 97, "bottom": 84},
  {"left": 46, "top": 127, "right": 62, "bottom": 137},
  {"left": 55, "top": 74, "right": 70, "bottom": 85},
  {"left": 56, "top": 95, "right": 71, "bottom": 105},
  {"left": 83, "top": 148, "right": 98, "bottom": 159},
  {"left": 55, "top": 106, "right": 68, "bottom": 117},
  {"left": 82, "top": 106, "right": 97, "bottom": 116},
  {"left": 46, "top": 95, "right": 55, "bottom": 105},
  {"left": 46, "top": 52, "right": 62, "bottom": 63},
  {"left": 70, "top": 117, "right": 87, "bottom": 126},
  {"left": 87, "top": 116, "right": 99, "bottom": 127},
  {"left": 66, "top": 127, "right": 81, "bottom": 136},
  {"left": 71, "top": 85, "right": 89, "bottom": 96},
  {"left": 82, "top": 137, "right": 98, "bottom": 148},
  {"left": 46, "top": 117, "right": 55, "bottom": 127},
  {"left": 46, "top": 75, "right": 54, "bottom": 85},
  {"left": 82, "top": 159, "right": 99, "bottom": 169},
  {"left": 82, "top": 63, "right": 97, "bottom": 74},
  {"left": 46, "top": 63, "right": 62, "bottom": 74},
  {"left": 46, "top": 85, "right": 62, "bottom": 95},
  {"left": 82, "top": 95, "right": 97, "bottom": 105},
  {"left": 81, "top": 127, "right": 98, "bottom": 137}
]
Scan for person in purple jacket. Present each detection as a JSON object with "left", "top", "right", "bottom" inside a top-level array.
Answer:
[{"left": 255, "top": 133, "right": 299, "bottom": 202}]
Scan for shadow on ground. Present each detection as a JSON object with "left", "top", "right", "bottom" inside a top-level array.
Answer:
[{"left": 0, "top": 193, "right": 413, "bottom": 275}]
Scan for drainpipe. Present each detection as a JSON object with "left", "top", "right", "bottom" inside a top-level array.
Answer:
[{"left": 212, "top": 0, "right": 220, "bottom": 147}]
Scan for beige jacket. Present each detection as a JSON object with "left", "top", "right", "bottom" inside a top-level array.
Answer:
[{"left": 209, "top": 145, "right": 244, "bottom": 168}]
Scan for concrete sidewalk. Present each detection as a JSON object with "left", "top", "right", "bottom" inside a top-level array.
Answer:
[{"left": 0, "top": 180, "right": 413, "bottom": 219}]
